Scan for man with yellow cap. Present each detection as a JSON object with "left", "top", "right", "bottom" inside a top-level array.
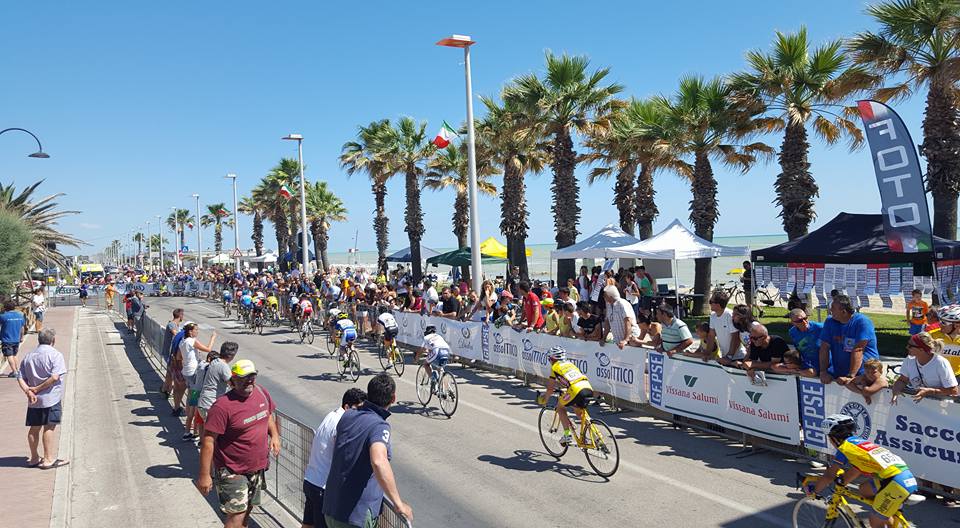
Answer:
[{"left": 196, "top": 359, "right": 281, "bottom": 528}]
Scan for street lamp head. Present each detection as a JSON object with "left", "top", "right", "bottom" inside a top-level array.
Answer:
[
  {"left": 28, "top": 151, "right": 50, "bottom": 159},
  {"left": 192, "top": 194, "right": 199, "bottom": 199},
  {"left": 436, "top": 34, "right": 475, "bottom": 48},
  {"left": 225, "top": 173, "right": 237, "bottom": 180},
  {"left": 282, "top": 134, "right": 303, "bottom": 141}
]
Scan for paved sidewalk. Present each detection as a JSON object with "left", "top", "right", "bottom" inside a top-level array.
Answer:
[{"left": 0, "top": 306, "right": 77, "bottom": 528}]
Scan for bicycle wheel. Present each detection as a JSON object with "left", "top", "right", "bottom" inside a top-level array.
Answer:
[
  {"left": 415, "top": 364, "right": 433, "bottom": 407},
  {"left": 326, "top": 333, "right": 337, "bottom": 355},
  {"left": 392, "top": 346, "right": 405, "bottom": 377},
  {"left": 378, "top": 339, "right": 391, "bottom": 371},
  {"left": 582, "top": 419, "right": 620, "bottom": 478},
  {"left": 437, "top": 371, "right": 458, "bottom": 417},
  {"left": 256, "top": 319, "right": 264, "bottom": 335},
  {"left": 336, "top": 349, "right": 348, "bottom": 378},
  {"left": 792, "top": 497, "right": 857, "bottom": 528},
  {"left": 538, "top": 407, "right": 569, "bottom": 458},
  {"left": 300, "top": 325, "right": 307, "bottom": 344},
  {"left": 733, "top": 289, "right": 745, "bottom": 306},
  {"left": 306, "top": 324, "right": 315, "bottom": 344},
  {"left": 224, "top": 304, "right": 230, "bottom": 318}
]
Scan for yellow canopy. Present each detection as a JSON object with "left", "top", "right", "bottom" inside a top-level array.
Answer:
[{"left": 479, "top": 237, "right": 531, "bottom": 259}]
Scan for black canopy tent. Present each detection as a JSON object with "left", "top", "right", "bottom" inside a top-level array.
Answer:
[{"left": 752, "top": 213, "right": 960, "bottom": 265}]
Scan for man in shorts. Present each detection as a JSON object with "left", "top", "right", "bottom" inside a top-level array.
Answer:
[
  {"left": 18, "top": 328, "right": 69, "bottom": 469},
  {"left": 0, "top": 300, "right": 27, "bottom": 378}
]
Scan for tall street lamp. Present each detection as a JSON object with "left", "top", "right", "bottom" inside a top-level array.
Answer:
[
  {"left": 145, "top": 221, "right": 151, "bottom": 271},
  {"left": 226, "top": 173, "right": 241, "bottom": 274},
  {"left": 171, "top": 206, "right": 181, "bottom": 271},
  {"left": 282, "top": 134, "right": 309, "bottom": 275},
  {"left": 193, "top": 194, "right": 203, "bottom": 270},
  {"left": 0, "top": 128, "right": 50, "bottom": 158},
  {"left": 156, "top": 215, "right": 163, "bottom": 271},
  {"left": 437, "top": 34, "right": 482, "bottom": 293}
]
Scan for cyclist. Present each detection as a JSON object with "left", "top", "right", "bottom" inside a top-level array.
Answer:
[
  {"left": 418, "top": 325, "right": 450, "bottom": 389},
  {"left": 266, "top": 290, "right": 280, "bottom": 318},
  {"left": 326, "top": 306, "right": 342, "bottom": 331},
  {"left": 377, "top": 306, "right": 399, "bottom": 348},
  {"left": 240, "top": 290, "right": 254, "bottom": 320},
  {"left": 298, "top": 293, "right": 314, "bottom": 324},
  {"left": 807, "top": 414, "right": 918, "bottom": 528},
  {"left": 335, "top": 312, "right": 358, "bottom": 366},
  {"left": 537, "top": 346, "right": 594, "bottom": 446},
  {"left": 288, "top": 292, "right": 301, "bottom": 321},
  {"left": 250, "top": 290, "right": 265, "bottom": 324},
  {"left": 221, "top": 287, "right": 233, "bottom": 307}
]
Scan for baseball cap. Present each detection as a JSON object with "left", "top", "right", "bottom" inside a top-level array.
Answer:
[
  {"left": 231, "top": 359, "right": 257, "bottom": 377},
  {"left": 500, "top": 290, "right": 514, "bottom": 300},
  {"left": 540, "top": 298, "right": 554, "bottom": 306}
]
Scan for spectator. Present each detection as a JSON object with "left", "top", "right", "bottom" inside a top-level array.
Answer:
[
  {"left": 324, "top": 373, "right": 412, "bottom": 527},
  {"left": 556, "top": 286, "right": 576, "bottom": 311},
  {"left": 929, "top": 304, "right": 960, "bottom": 376},
  {"left": 924, "top": 305, "right": 941, "bottom": 333},
  {"left": 845, "top": 359, "right": 888, "bottom": 405},
  {"left": 781, "top": 308, "right": 822, "bottom": 377},
  {"left": 653, "top": 305, "right": 693, "bottom": 357},
  {"left": 439, "top": 288, "right": 460, "bottom": 319},
  {"left": 707, "top": 291, "right": 745, "bottom": 365},
  {"left": 17, "top": 328, "right": 68, "bottom": 469},
  {"left": 686, "top": 322, "right": 717, "bottom": 361},
  {"left": 129, "top": 291, "right": 146, "bottom": 333},
  {"left": 636, "top": 265, "right": 656, "bottom": 316},
  {"left": 575, "top": 302, "right": 603, "bottom": 342},
  {"left": 493, "top": 291, "right": 518, "bottom": 328},
  {"left": 542, "top": 298, "right": 560, "bottom": 335},
  {"left": 1, "top": 300, "right": 27, "bottom": 378},
  {"left": 772, "top": 349, "right": 817, "bottom": 378},
  {"left": 740, "top": 261, "right": 753, "bottom": 308},
  {"left": 179, "top": 323, "right": 217, "bottom": 441},
  {"left": 161, "top": 308, "right": 185, "bottom": 398},
  {"left": 564, "top": 279, "right": 581, "bottom": 303},
  {"left": 31, "top": 288, "right": 46, "bottom": 333},
  {"left": 467, "top": 280, "right": 495, "bottom": 322},
  {"left": 557, "top": 303, "right": 575, "bottom": 338},
  {"left": 637, "top": 314, "right": 661, "bottom": 343},
  {"left": 906, "top": 289, "right": 929, "bottom": 336},
  {"left": 302, "top": 388, "right": 367, "bottom": 528},
  {"left": 741, "top": 324, "right": 787, "bottom": 380},
  {"left": 729, "top": 304, "right": 755, "bottom": 354},
  {"left": 891, "top": 332, "right": 959, "bottom": 404},
  {"left": 423, "top": 280, "right": 439, "bottom": 312},
  {"left": 196, "top": 342, "right": 240, "bottom": 428},
  {"left": 576, "top": 266, "right": 590, "bottom": 301},
  {"left": 818, "top": 294, "right": 880, "bottom": 385},
  {"left": 405, "top": 290, "right": 424, "bottom": 314},
  {"left": 517, "top": 281, "right": 544, "bottom": 332},
  {"left": 196, "top": 360, "right": 280, "bottom": 528},
  {"left": 602, "top": 285, "right": 642, "bottom": 349}
]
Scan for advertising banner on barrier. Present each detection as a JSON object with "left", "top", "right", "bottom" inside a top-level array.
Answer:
[
  {"left": 799, "top": 379, "right": 960, "bottom": 488},
  {"left": 648, "top": 352, "right": 801, "bottom": 443}
]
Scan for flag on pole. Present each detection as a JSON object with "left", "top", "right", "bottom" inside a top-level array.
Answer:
[
  {"left": 279, "top": 185, "right": 293, "bottom": 200},
  {"left": 218, "top": 208, "right": 229, "bottom": 216},
  {"left": 187, "top": 222, "right": 194, "bottom": 229},
  {"left": 432, "top": 121, "right": 457, "bottom": 148}
]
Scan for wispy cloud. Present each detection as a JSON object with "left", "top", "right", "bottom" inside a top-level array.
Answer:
[{"left": 80, "top": 223, "right": 101, "bottom": 230}]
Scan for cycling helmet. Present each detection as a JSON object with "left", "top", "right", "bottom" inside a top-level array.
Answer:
[
  {"left": 424, "top": 325, "right": 436, "bottom": 336},
  {"left": 821, "top": 414, "right": 856, "bottom": 441},
  {"left": 546, "top": 346, "right": 566, "bottom": 361},
  {"left": 336, "top": 312, "right": 349, "bottom": 320},
  {"left": 938, "top": 304, "right": 960, "bottom": 324}
]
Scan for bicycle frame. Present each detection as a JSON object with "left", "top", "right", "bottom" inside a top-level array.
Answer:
[{"left": 796, "top": 473, "right": 911, "bottom": 527}]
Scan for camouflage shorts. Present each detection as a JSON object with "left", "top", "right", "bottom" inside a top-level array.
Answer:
[{"left": 213, "top": 467, "right": 264, "bottom": 514}]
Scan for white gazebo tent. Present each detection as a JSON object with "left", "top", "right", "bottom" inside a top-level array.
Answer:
[
  {"left": 549, "top": 223, "right": 643, "bottom": 260},
  {"left": 208, "top": 253, "right": 233, "bottom": 264},
  {"left": 246, "top": 251, "right": 278, "bottom": 264},
  {"left": 607, "top": 219, "right": 749, "bottom": 308}
]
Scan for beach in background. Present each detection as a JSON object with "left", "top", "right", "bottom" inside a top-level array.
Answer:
[{"left": 326, "top": 233, "right": 789, "bottom": 288}]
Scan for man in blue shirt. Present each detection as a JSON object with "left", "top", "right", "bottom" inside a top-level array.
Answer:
[
  {"left": 0, "top": 300, "right": 27, "bottom": 378},
  {"left": 785, "top": 308, "right": 823, "bottom": 376},
  {"left": 323, "top": 373, "right": 412, "bottom": 528},
  {"left": 818, "top": 294, "right": 879, "bottom": 385}
]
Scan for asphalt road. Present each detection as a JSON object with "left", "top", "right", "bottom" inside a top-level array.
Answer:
[{"left": 145, "top": 296, "right": 952, "bottom": 527}]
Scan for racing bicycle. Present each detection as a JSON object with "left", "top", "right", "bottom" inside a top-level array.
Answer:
[
  {"left": 415, "top": 360, "right": 458, "bottom": 417},
  {"left": 299, "top": 316, "right": 315, "bottom": 344},
  {"left": 537, "top": 389, "right": 620, "bottom": 478},
  {"left": 793, "top": 470, "right": 923, "bottom": 528},
  {"left": 250, "top": 309, "right": 264, "bottom": 335},
  {"left": 336, "top": 341, "right": 361, "bottom": 382},
  {"left": 223, "top": 299, "right": 232, "bottom": 318},
  {"left": 326, "top": 328, "right": 340, "bottom": 356},
  {"left": 378, "top": 334, "right": 405, "bottom": 376}
]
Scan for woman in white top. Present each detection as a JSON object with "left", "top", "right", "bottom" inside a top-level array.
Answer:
[
  {"left": 31, "top": 288, "right": 46, "bottom": 332},
  {"left": 178, "top": 323, "right": 216, "bottom": 439},
  {"left": 891, "top": 332, "right": 959, "bottom": 404},
  {"left": 468, "top": 280, "right": 496, "bottom": 322}
]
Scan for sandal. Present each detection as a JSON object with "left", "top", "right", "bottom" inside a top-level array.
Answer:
[
  {"left": 26, "top": 460, "right": 42, "bottom": 468},
  {"left": 38, "top": 459, "right": 69, "bottom": 470}
]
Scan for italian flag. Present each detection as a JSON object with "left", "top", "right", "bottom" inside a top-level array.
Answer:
[
  {"left": 432, "top": 121, "right": 457, "bottom": 148},
  {"left": 187, "top": 222, "right": 194, "bottom": 229},
  {"left": 218, "top": 208, "right": 229, "bottom": 216},
  {"left": 279, "top": 185, "right": 293, "bottom": 200}
]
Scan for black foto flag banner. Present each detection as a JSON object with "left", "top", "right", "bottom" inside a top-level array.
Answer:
[{"left": 857, "top": 100, "right": 933, "bottom": 253}]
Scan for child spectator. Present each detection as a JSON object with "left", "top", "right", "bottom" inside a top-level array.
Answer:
[
  {"left": 906, "top": 289, "right": 929, "bottom": 335},
  {"left": 637, "top": 314, "right": 661, "bottom": 343},
  {"left": 924, "top": 305, "right": 941, "bottom": 333},
  {"left": 541, "top": 298, "right": 560, "bottom": 334},
  {"left": 557, "top": 303, "right": 575, "bottom": 338},
  {"left": 845, "top": 358, "right": 888, "bottom": 404},
  {"left": 771, "top": 349, "right": 816, "bottom": 378},
  {"left": 687, "top": 322, "right": 718, "bottom": 362}
]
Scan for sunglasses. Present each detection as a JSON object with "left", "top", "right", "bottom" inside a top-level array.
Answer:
[
  {"left": 791, "top": 317, "right": 808, "bottom": 324},
  {"left": 233, "top": 375, "right": 257, "bottom": 385},
  {"left": 749, "top": 335, "right": 765, "bottom": 342}
]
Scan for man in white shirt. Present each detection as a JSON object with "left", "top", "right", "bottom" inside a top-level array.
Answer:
[
  {"left": 424, "top": 280, "right": 439, "bottom": 312},
  {"left": 602, "top": 285, "right": 642, "bottom": 349},
  {"left": 707, "top": 291, "right": 745, "bottom": 363},
  {"left": 302, "top": 388, "right": 367, "bottom": 528}
]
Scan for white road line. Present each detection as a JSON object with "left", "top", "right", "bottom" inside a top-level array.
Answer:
[{"left": 159, "top": 298, "right": 791, "bottom": 527}]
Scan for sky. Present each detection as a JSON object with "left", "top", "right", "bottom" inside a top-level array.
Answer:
[{"left": 0, "top": 1, "right": 934, "bottom": 257}]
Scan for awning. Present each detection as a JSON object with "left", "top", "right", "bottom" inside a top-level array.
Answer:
[
  {"left": 386, "top": 246, "right": 441, "bottom": 262},
  {"left": 607, "top": 219, "right": 749, "bottom": 260},
  {"left": 550, "top": 223, "right": 643, "bottom": 259},
  {"left": 479, "top": 237, "right": 530, "bottom": 259},
  {"left": 426, "top": 247, "right": 507, "bottom": 267}
]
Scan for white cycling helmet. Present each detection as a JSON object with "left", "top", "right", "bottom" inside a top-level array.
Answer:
[
  {"left": 938, "top": 304, "right": 960, "bottom": 324},
  {"left": 547, "top": 346, "right": 566, "bottom": 361},
  {"left": 821, "top": 414, "right": 856, "bottom": 441},
  {"left": 328, "top": 308, "right": 341, "bottom": 316}
]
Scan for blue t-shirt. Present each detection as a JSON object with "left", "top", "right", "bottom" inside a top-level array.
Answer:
[
  {"left": 819, "top": 313, "right": 879, "bottom": 377},
  {"left": 0, "top": 310, "right": 26, "bottom": 344},
  {"left": 323, "top": 402, "right": 392, "bottom": 526},
  {"left": 788, "top": 320, "right": 824, "bottom": 372}
]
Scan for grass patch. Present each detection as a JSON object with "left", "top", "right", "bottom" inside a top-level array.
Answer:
[{"left": 685, "top": 307, "right": 910, "bottom": 358}]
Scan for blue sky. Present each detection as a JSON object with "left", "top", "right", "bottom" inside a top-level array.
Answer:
[{"left": 0, "top": 1, "right": 931, "bottom": 256}]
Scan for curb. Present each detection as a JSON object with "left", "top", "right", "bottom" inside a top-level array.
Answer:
[{"left": 49, "top": 306, "right": 79, "bottom": 528}]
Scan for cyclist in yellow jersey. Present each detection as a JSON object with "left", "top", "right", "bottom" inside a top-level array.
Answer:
[
  {"left": 537, "top": 346, "right": 593, "bottom": 446},
  {"left": 929, "top": 304, "right": 960, "bottom": 375},
  {"left": 809, "top": 414, "right": 918, "bottom": 527},
  {"left": 266, "top": 292, "right": 279, "bottom": 308}
]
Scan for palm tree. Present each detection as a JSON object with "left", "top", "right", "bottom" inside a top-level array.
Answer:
[
  {"left": 201, "top": 203, "right": 231, "bottom": 253},
  {"left": 376, "top": 116, "right": 435, "bottom": 282},
  {"left": 425, "top": 143, "right": 497, "bottom": 282},
  {"left": 583, "top": 104, "right": 640, "bottom": 235},
  {"left": 0, "top": 180, "right": 82, "bottom": 270},
  {"left": 133, "top": 232, "right": 145, "bottom": 265},
  {"left": 848, "top": 0, "right": 960, "bottom": 240},
  {"left": 166, "top": 208, "right": 194, "bottom": 252},
  {"left": 477, "top": 95, "right": 549, "bottom": 279},
  {"left": 731, "top": 27, "right": 874, "bottom": 240},
  {"left": 341, "top": 119, "right": 392, "bottom": 275},
  {"left": 254, "top": 162, "right": 298, "bottom": 271},
  {"left": 305, "top": 181, "right": 348, "bottom": 273},
  {"left": 148, "top": 234, "right": 167, "bottom": 254},
  {"left": 504, "top": 51, "right": 623, "bottom": 283},
  {"left": 659, "top": 76, "right": 773, "bottom": 314},
  {"left": 237, "top": 195, "right": 265, "bottom": 263}
]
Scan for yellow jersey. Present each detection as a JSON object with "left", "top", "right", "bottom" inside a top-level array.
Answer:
[
  {"left": 928, "top": 328, "right": 960, "bottom": 375},
  {"left": 834, "top": 437, "right": 907, "bottom": 480},
  {"left": 550, "top": 360, "right": 592, "bottom": 399},
  {"left": 266, "top": 295, "right": 279, "bottom": 307}
]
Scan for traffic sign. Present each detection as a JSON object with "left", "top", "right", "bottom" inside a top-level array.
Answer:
[
  {"left": 181, "top": 245, "right": 189, "bottom": 252},
  {"left": 232, "top": 248, "right": 243, "bottom": 258}
]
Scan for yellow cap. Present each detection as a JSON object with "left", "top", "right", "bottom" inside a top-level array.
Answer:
[
  {"left": 231, "top": 359, "right": 257, "bottom": 377},
  {"left": 540, "top": 298, "right": 554, "bottom": 306}
]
